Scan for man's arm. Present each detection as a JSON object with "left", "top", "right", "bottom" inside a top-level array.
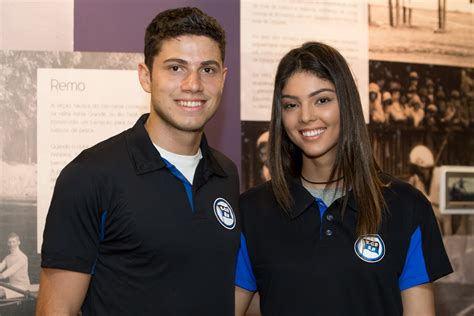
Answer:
[
  {"left": 235, "top": 286, "right": 255, "bottom": 316},
  {"left": 401, "top": 283, "right": 435, "bottom": 316},
  {"left": 0, "top": 256, "right": 26, "bottom": 279},
  {"left": 36, "top": 268, "right": 91, "bottom": 316},
  {"left": 0, "top": 259, "right": 7, "bottom": 279}
]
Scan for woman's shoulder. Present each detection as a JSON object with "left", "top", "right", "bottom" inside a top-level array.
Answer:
[
  {"left": 240, "top": 181, "right": 275, "bottom": 204},
  {"left": 381, "top": 173, "right": 428, "bottom": 201},
  {"left": 379, "top": 173, "right": 433, "bottom": 222}
]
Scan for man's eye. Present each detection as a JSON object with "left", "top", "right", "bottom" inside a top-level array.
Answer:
[
  {"left": 170, "top": 65, "right": 181, "bottom": 71},
  {"left": 202, "top": 67, "right": 215, "bottom": 74}
]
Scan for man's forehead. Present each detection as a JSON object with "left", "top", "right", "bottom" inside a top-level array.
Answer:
[{"left": 155, "top": 35, "right": 223, "bottom": 64}]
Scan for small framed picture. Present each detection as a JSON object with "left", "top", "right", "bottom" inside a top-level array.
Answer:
[{"left": 439, "top": 166, "right": 474, "bottom": 214}]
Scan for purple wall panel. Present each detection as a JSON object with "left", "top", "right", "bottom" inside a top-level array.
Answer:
[{"left": 74, "top": 0, "right": 241, "bottom": 174}]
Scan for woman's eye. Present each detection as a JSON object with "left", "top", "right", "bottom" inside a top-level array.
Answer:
[
  {"left": 317, "top": 97, "right": 330, "bottom": 104},
  {"left": 283, "top": 103, "right": 297, "bottom": 110}
]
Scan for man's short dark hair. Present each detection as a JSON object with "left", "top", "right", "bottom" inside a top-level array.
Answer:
[{"left": 144, "top": 7, "right": 226, "bottom": 71}]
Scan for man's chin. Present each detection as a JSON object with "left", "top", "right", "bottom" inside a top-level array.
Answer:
[{"left": 173, "top": 120, "right": 209, "bottom": 133}]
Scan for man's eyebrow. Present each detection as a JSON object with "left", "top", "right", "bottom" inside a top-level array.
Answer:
[
  {"left": 163, "top": 58, "right": 187, "bottom": 64},
  {"left": 163, "top": 58, "right": 222, "bottom": 69},
  {"left": 201, "top": 60, "right": 221, "bottom": 68}
]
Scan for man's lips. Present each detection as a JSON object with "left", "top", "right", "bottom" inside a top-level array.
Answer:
[{"left": 176, "top": 100, "right": 206, "bottom": 108}]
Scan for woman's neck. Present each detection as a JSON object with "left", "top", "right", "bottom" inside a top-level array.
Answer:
[{"left": 301, "top": 155, "right": 342, "bottom": 189}]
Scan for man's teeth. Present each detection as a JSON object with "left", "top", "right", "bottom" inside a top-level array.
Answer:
[
  {"left": 302, "top": 129, "right": 324, "bottom": 137},
  {"left": 178, "top": 100, "right": 203, "bottom": 107}
]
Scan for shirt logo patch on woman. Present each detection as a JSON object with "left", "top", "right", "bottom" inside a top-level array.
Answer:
[{"left": 354, "top": 234, "right": 386, "bottom": 263}]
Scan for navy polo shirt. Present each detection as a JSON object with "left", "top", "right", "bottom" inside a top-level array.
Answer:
[
  {"left": 235, "top": 175, "right": 452, "bottom": 316},
  {"left": 41, "top": 114, "right": 240, "bottom": 315}
]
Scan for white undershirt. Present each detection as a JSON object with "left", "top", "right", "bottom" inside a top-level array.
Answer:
[{"left": 154, "top": 144, "right": 202, "bottom": 184}]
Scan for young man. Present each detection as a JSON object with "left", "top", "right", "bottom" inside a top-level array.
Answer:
[
  {"left": 36, "top": 7, "right": 240, "bottom": 315},
  {"left": 0, "top": 233, "right": 30, "bottom": 290}
]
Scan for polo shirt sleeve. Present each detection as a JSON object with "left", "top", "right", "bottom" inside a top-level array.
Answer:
[
  {"left": 399, "top": 192, "right": 453, "bottom": 291},
  {"left": 235, "top": 233, "right": 257, "bottom": 292},
  {"left": 41, "top": 159, "right": 104, "bottom": 274},
  {"left": 399, "top": 226, "right": 429, "bottom": 290}
]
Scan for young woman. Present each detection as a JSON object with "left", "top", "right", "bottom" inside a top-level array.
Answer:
[{"left": 235, "top": 42, "right": 452, "bottom": 316}]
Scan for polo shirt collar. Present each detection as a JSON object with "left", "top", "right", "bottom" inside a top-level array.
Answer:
[
  {"left": 198, "top": 135, "right": 228, "bottom": 177},
  {"left": 126, "top": 113, "right": 227, "bottom": 177},
  {"left": 286, "top": 176, "right": 358, "bottom": 219}
]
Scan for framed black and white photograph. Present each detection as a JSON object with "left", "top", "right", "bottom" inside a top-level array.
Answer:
[{"left": 440, "top": 166, "right": 474, "bottom": 214}]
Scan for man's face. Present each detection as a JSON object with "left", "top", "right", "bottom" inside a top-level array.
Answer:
[
  {"left": 139, "top": 35, "right": 227, "bottom": 134},
  {"left": 7, "top": 237, "right": 20, "bottom": 252}
]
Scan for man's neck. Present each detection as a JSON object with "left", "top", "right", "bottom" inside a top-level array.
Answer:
[
  {"left": 9, "top": 248, "right": 20, "bottom": 255},
  {"left": 145, "top": 114, "right": 202, "bottom": 155}
]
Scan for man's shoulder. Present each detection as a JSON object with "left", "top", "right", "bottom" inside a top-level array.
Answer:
[
  {"left": 58, "top": 129, "right": 131, "bottom": 185},
  {"left": 16, "top": 251, "right": 28, "bottom": 261},
  {"left": 6, "top": 251, "right": 27, "bottom": 262},
  {"left": 73, "top": 129, "right": 130, "bottom": 165},
  {"left": 208, "top": 148, "right": 238, "bottom": 175}
]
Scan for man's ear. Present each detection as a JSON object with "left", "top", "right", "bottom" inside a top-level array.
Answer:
[
  {"left": 221, "top": 66, "right": 228, "bottom": 93},
  {"left": 138, "top": 63, "right": 152, "bottom": 93}
]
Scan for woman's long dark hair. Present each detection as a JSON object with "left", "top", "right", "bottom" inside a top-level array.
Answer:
[{"left": 268, "top": 42, "right": 387, "bottom": 236}]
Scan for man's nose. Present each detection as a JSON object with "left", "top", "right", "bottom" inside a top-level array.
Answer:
[{"left": 181, "top": 71, "right": 203, "bottom": 92}]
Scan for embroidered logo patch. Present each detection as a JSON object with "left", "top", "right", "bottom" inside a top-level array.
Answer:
[
  {"left": 354, "top": 234, "right": 385, "bottom": 263},
  {"left": 213, "top": 198, "right": 236, "bottom": 230}
]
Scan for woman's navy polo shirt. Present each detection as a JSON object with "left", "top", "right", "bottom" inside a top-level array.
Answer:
[
  {"left": 235, "top": 176, "right": 452, "bottom": 316},
  {"left": 41, "top": 114, "right": 240, "bottom": 315}
]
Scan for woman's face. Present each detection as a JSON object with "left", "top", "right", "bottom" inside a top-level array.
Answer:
[{"left": 281, "top": 71, "right": 340, "bottom": 163}]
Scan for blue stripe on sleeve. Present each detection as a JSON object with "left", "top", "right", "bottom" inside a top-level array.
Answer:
[
  {"left": 91, "top": 210, "right": 108, "bottom": 275},
  {"left": 399, "top": 226, "right": 430, "bottom": 291},
  {"left": 100, "top": 210, "right": 108, "bottom": 241},
  {"left": 235, "top": 233, "right": 257, "bottom": 292}
]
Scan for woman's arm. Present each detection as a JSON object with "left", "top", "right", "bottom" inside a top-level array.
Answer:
[{"left": 401, "top": 283, "right": 435, "bottom": 316}]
